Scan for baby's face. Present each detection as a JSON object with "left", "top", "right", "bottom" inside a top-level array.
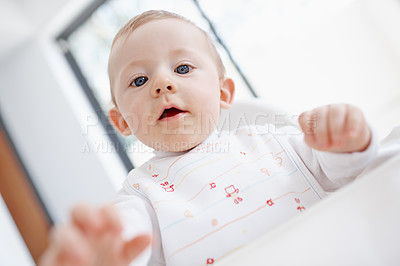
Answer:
[{"left": 108, "top": 18, "right": 233, "bottom": 152}]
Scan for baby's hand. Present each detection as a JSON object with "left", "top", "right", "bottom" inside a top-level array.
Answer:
[
  {"left": 39, "top": 204, "right": 150, "bottom": 266},
  {"left": 298, "top": 104, "right": 371, "bottom": 153}
]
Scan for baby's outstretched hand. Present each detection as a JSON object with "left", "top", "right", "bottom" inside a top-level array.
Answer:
[
  {"left": 298, "top": 104, "right": 371, "bottom": 153},
  {"left": 39, "top": 204, "right": 150, "bottom": 266}
]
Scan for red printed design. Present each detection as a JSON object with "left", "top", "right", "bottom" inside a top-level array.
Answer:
[
  {"left": 161, "top": 181, "right": 175, "bottom": 192},
  {"left": 295, "top": 197, "right": 306, "bottom": 212},
  {"left": 207, "top": 258, "right": 214, "bottom": 264},
  {"left": 266, "top": 198, "right": 274, "bottom": 206},
  {"left": 225, "top": 185, "right": 243, "bottom": 204},
  {"left": 260, "top": 168, "right": 270, "bottom": 176},
  {"left": 270, "top": 151, "right": 284, "bottom": 167}
]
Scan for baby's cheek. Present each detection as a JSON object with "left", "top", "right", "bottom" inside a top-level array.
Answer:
[{"left": 203, "top": 109, "right": 220, "bottom": 130}]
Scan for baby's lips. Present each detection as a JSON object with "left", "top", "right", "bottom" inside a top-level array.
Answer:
[
  {"left": 157, "top": 103, "right": 185, "bottom": 119},
  {"left": 159, "top": 107, "right": 186, "bottom": 120}
]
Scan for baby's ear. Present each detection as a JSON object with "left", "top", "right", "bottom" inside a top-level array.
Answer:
[
  {"left": 220, "top": 78, "right": 235, "bottom": 109},
  {"left": 108, "top": 107, "right": 132, "bottom": 136}
]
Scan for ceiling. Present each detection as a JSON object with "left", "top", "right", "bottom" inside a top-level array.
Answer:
[{"left": 0, "top": 0, "right": 77, "bottom": 60}]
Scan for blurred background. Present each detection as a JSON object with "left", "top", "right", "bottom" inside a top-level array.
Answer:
[{"left": 1, "top": 0, "right": 399, "bottom": 264}]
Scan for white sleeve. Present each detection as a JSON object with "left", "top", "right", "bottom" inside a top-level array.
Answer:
[
  {"left": 360, "top": 125, "right": 400, "bottom": 174},
  {"left": 111, "top": 181, "right": 165, "bottom": 265},
  {"left": 276, "top": 125, "right": 379, "bottom": 191}
]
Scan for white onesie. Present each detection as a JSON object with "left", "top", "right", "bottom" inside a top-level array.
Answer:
[{"left": 113, "top": 124, "right": 378, "bottom": 266}]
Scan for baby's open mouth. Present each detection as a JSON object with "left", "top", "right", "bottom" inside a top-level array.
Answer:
[{"left": 159, "top": 107, "right": 186, "bottom": 120}]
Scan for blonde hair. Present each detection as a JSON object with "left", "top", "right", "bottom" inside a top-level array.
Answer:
[{"left": 108, "top": 10, "right": 226, "bottom": 105}]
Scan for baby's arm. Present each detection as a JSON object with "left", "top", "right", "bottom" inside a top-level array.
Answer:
[
  {"left": 298, "top": 104, "right": 371, "bottom": 153},
  {"left": 39, "top": 204, "right": 150, "bottom": 266}
]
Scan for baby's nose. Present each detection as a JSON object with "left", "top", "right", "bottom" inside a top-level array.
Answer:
[
  {"left": 154, "top": 85, "right": 174, "bottom": 94},
  {"left": 152, "top": 76, "right": 177, "bottom": 97}
]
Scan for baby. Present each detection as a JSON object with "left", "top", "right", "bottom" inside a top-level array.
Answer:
[{"left": 40, "top": 10, "right": 378, "bottom": 266}]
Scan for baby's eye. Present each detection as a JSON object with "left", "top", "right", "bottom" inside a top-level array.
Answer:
[
  {"left": 132, "top": 76, "right": 148, "bottom": 87},
  {"left": 175, "top": 64, "right": 192, "bottom": 74}
]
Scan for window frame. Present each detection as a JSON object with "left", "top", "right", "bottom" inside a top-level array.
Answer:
[{"left": 56, "top": 0, "right": 134, "bottom": 171}]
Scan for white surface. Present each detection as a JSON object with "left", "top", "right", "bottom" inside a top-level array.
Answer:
[
  {"left": 0, "top": 194, "right": 35, "bottom": 266},
  {"left": 217, "top": 150, "right": 400, "bottom": 265},
  {"left": 0, "top": 1, "right": 33, "bottom": 60},
  {"left": 0, "top": 0, "right": 71, "bottom": 61}
]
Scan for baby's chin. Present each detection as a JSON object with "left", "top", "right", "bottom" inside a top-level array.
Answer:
[{"left": 141, "top": 132, "right": 212, "bottom": 152}]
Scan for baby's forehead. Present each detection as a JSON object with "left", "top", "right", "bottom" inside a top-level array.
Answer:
[
  {"left": 117, "top": 18, "right": 207, "bottom": 47},
  {"left": 109, "top": 18, "right": 214, "bottom": 68}
]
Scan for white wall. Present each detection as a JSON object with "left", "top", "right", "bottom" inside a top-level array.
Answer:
[
  {"left": 0, "top": 1, "right": 33, "bottom": 60},
  {"left": 201, "top": 0, "right": 400, "bottom": 139},
  {"left": 0, "top": 40, "right": 117, "bottom": 222},
  {"left": 0, "top": 0, "right": 126, "bottom": 223}
]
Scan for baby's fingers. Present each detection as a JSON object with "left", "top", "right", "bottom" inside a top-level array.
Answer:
[
  {"left": 300, "top": 104, "right": 371, "bottom": 153},
  {"left": 71, "top": 204, "right": 101, "bottom": 235},
  {"left": 98, "top": 205, "right": 123, "bottom": 233},
  {"left": 299, "top": 108, "right": 330, "bottom": 150},
  {"left": 344, "top": 105, "right": 364, "bottom": 138},
  {"left": 72, "top": 204, "right": 122, "bottom": 236},
  {"left": 298, "top": 110, "right": 316, "bottom": 135},
  {"left": 343, "top": 105, "right": 371, "bottom": 152},
  {"left": 39, "top": 225, "right": 89, "bottom": 266},
  {"left": 314, "top": 107, "right": 331, "bottom": 149},
  {"left": 327, "top": 104, "right": 347, "bottom": 147},
  {"left": 122, "top": 234, "right": 151, "bottom": 263}
]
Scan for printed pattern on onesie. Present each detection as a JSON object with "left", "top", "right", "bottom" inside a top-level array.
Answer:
[{"left": 126, "top": 125, "right": 326, "bottom": 266}]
